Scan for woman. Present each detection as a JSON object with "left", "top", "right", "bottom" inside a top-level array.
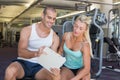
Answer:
[{"left": 58, "top": 15, "right": 92, "bottom": 80}]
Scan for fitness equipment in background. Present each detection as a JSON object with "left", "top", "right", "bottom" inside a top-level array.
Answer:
[{"left": 103, "top": 8, "right": 120, "bottom": 73}]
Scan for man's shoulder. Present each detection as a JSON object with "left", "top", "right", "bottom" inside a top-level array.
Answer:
[
  {"left": 21, "top": 25, "right": 32, "bottom": 34},
  {"left": 52, "top": 31, "right": 59, "bottom": 42},
  {"left": 53, "top": 31, "right": 59, "bottom": 38},
  {"left": 22, "top": 25, "right": 31, "bottom": 31}
]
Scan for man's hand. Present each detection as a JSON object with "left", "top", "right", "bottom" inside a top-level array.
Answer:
[
  {"left": 50, "top": 68, "right": 61, "bottom": 80},
  {"left": 35, "top": 46, "right": 46, "bottom": 57},
  {"left": 51, "top": 68, "right": 60, "bottom": 76}
]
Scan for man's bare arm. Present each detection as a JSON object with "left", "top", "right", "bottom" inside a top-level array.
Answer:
[
  {"left": 18, "top": 26, "right": 38, "bottom": 58},
  {"left": 50, "top": 32, "right": 60, "bottom": 52}
]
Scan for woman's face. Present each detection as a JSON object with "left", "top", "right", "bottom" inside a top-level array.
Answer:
[{"left": 73, "top": 20, "right": 87, "bottom": 37}]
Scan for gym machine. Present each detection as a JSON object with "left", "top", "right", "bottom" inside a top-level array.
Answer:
[{"left": 103, "top": 8, "right": 120, "bottom": 72}]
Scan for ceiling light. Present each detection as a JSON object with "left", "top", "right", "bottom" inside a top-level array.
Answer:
[
  {"left": 114, "top": 2, "right": 120, "bottom": 5},
  {"left": 57, "top": 11, "right": 85, "bottom": 19},
  {"left": 25, "top": 0, "right": 35, "bottom": 7}
]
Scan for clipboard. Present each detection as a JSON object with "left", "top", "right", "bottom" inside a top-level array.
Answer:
[{"left": 37, "top": 47, "right": 66, "bottom": 72}]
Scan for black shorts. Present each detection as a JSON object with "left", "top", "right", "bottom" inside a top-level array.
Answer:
[
  {"left": 13, "top": 59, "right": 43, "bottom": 78},
  {"left": 69, "top": 68, "right": 80, "bottom": 75},
  {"left": 63, "top": 65, "right": 81, "bottom": 75}
]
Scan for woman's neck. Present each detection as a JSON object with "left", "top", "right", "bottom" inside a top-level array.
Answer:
[{"left": 72, "top": 33, "right": 84, "bottom": 42}]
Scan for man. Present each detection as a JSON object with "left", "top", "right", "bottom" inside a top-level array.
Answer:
[{"left": 5, "top": 6, "right": 60, "bottom": 80}]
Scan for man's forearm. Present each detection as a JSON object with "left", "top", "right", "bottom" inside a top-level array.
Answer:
[{"left": 18, "top": 49, "right": 38, "bottom": 59}]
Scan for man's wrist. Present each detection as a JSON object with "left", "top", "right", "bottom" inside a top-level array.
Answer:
[{"left": 34, "top": 52, "right": 38, "bottom": 57}]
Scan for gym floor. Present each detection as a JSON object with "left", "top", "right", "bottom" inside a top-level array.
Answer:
[
  {"left": 97, "top": 59, "right": 120, "bottom": 80},
  {"left": 0, "top": 47, "right": 120, "bottom": 80}
]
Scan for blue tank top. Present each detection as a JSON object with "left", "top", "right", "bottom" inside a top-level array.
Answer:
[{"left": 63, "top": 43, "right": 83, "bottom": 69}]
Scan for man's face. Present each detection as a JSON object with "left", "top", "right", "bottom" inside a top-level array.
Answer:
[{"left": 42, "top": 9, "right": 57, "bottom": 28}]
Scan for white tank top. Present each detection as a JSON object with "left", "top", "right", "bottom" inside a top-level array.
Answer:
[{"left": 18, "top": 23, "right": 53, "bottom": 63}]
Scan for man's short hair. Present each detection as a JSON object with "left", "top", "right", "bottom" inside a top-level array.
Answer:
[{"left": 43, "top": 6, "right": 56, "bottom": 15}]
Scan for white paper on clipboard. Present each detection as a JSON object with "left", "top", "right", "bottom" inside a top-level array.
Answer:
[{"left": 37, "top": 47, "right": 66, "bottom": 72}]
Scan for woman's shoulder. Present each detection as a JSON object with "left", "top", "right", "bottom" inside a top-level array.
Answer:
[
  {"left": 82, "top": 40, "right": 90, "bottom": 48},
  {"left": 64, "top": 32, "right": 72, "bottom": 39},
  {"left": 64, "top": 32, "right": 72, "bottom": 35},
  {"left": 83, "top": 40, "right": 89, "bottom": 43}
]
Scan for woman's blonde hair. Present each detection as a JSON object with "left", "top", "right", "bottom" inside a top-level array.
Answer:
[{"left": 75, "top": 15, "right": 93, "bottom": 58}]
